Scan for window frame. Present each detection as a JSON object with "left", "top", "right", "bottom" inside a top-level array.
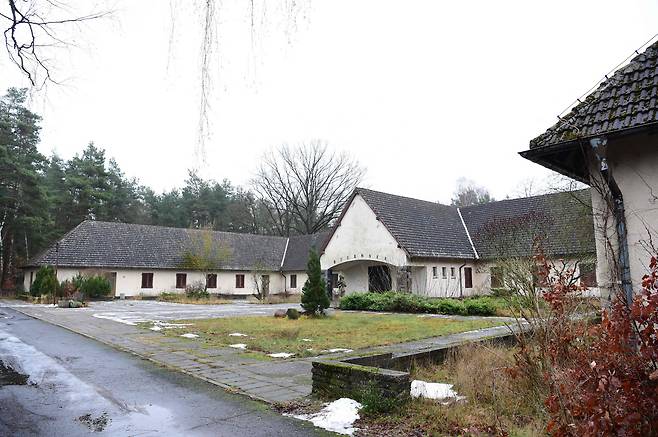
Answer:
[
  {"left": 432, "top": 266, "right": 438, "bottom": 278},
  {"left": 175, "top": 273, "right": 187, "bottom": 289},
  {"left": 290, "top": 274, "right": 297, "bottom": 289},
  {"left": 441, "top": 267, "right": 447, "bottom": 279},
  {"left": 450, "top": 267, "right": 456, "bottom": 278},
  {"left": 206, "top": 273, "right": 218, "bottom": 289},
  {"left": 141, "top": 272, "right": 154, "bottom": 289},
  {"left": 235, "top": 274, "right": 245, "bottom": 289},
  {"left": 579, "top": 262, "right": 597, "bottom": 288}
]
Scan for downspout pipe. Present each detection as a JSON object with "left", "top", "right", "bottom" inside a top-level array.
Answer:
[
  {"left": 458, "top": 263, "right": 467, "bottom": 299},
  {"left": 590, "top": 137, "right": 633, "bottom": 307}
]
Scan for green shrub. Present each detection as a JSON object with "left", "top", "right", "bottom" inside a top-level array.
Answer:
[
  {"left": 464, "top": 297, "right": 497, "bottom": 316},
  {"left": 358, "top": 382, "right": 405, "bottom": 415},
  {"left": 159, "top": 292, "right": 179, "bottom": 301},
  {"left": 301, "top": 249, "right": 330, "bottom": 315},
  {"left": 185, "top": 281, "right": 209, "bottom": 299},
  {"left": 339, "top": 292, "right": 497, "bottom": 316},
  {"left": 79, "top": 275, "right": 112, "bottom": 299},
  {"left": 30, "top": 266, "right": 59, "bottom": 296},
  {"left": 286, "top": 308, "right": 300, "bottom": 320}
]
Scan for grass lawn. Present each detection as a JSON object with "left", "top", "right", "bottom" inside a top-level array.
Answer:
[{"left": 146, "top": 312, "right": 504, "bottom": 358}]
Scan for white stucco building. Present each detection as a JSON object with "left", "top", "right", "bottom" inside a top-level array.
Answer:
[
  {"left": 23, "top": 221, "right": 327, "bottom": 298},
  {"left": 521, "top": 39, "right": 658, "bottom": 303},
  {"left": 319, "top": 188, "right": 597, "bottom": 297},
  {"left": 24, "top": 188, "right": 597, "bottom": 299}
]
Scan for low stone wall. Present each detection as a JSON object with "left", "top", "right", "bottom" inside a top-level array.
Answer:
[
  {"left": 311, "top": 359, "right": 410, "bottom": 402},
  {"left": 311, "top": 331, "right": 519, "bottom": 401}
]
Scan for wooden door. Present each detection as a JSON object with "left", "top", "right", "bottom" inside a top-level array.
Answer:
[{"left": 464, "top": 267, "right": 473, "bottom": 289}]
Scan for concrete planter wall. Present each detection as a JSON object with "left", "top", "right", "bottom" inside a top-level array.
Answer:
[{"left": 311, "top": 358, "right": 410, "bottom": 402}]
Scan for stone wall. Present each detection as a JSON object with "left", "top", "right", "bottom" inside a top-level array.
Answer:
[{"left": 311, "top": 359, "right": 410, "bottom": 402}]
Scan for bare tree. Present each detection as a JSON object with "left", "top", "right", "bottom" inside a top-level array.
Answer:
[
  {"left": 1, "top": 1, "right": 107, "bottom": 87},
  {"left": 180, "top": 228, "right": 232, "bottom": 291},
  {"left": 450, "top": 177, "right": 495, "bottom": 207},
  {"left": 252, "top": 141, "right": 365, "bottom": 236}
]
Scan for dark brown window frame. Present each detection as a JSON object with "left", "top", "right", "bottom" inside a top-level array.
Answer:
[
  {"left": 141, "top": 272, "right": 154, "bottom": 289},
  {"left": 290, "top": 274, "right": 297, "bottom": 289},
  {"left": 176, "top": 273, "right": 187, "bottom": 289},
  {"left": 206, "top": 273, "right": 218, "bottom": 289},
  {"left": 235, "top": 274, "right": 245, "bottom": 289}
]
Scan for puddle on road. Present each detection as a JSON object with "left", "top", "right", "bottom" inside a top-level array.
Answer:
[
  {"left": 78, "top": 412, "right": 111, "bottom": 432},
  {"left": 0, "top": 360, "right": 29, "bottom": 386}
]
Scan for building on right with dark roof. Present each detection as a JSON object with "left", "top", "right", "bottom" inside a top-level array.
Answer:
[{"left": 520, "top": 38, "right": 658, "bottom": 303}]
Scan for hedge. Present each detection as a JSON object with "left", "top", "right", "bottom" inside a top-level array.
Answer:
[{"left": 338, "top": 292, "right": 498, "bottom": 316}]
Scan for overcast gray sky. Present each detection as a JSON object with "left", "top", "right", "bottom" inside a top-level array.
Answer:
[{"left": 2, "top": 0, "right": 657, "bottom": 203}]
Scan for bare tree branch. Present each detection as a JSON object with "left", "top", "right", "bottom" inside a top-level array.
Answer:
[
  {"left": 252, "top": 140, "right": 365, "bottom": 236},
  {"left": 1, "top": 0, "right": 108, "bottom": 87}
]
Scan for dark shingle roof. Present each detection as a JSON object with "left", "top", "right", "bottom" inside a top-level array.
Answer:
[
  {"left": 281, "top": 232, "right": 330, "bottom": 271},
  {"left": 461, "top": 190, "right": 595, "bottom": 259},
  {"left": 530, "top": 40, "right": 658, "bottom": 149},
  {"left": 27, "top": 221, "right": 289, "bottom": 271},
  {"left": 355, "top": 188, "right": 477, "bottom": 259}
]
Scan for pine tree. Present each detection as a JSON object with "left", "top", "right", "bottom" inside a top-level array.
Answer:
[{"left": 301, "top": 249, "right": 330, "bottom": 315}]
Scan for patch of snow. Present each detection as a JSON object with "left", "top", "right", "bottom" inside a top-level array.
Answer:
[
  {"left": 93, "top": 313, "right": 139, "bottom": 325},
  {"left": 288, "top": 398, "right": 362, "bottom": 435},
  {"left": 321, "top": 348, "right": 353, "bottom": 354},
  {"left": 268, "top": 352, "right": 295, "bottom": 358},
  {"left": 228, "top": 332, "right": 248, "bottom": 337},
  {"left": 180, "top": 333, "right": 199, "bottom": 339},
  {"left": 229, "top": 343, "right": 247, "bottom": 349},
  {"left": 410, "top": 380, "right": 465, "bottom": 403},
  {"left": 301, "top": 338, "right": 313, "bottom": 342},
  {"left": 149, "top": 326, "right": 162, "bottom": 331},
  {"left": 154, "top": 321, "right": 192, "bottom": 329}
]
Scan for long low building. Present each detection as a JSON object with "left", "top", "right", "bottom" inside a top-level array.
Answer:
[
  {"left": 23, "top": 221, "right": 328, "bottom": 297},
  {"left": 23, "top": 187, "right": 598, "bottom": 298}
]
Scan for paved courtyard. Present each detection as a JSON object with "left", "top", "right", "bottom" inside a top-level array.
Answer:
[{"left": 1, "top": 299, "right": 515, "bottom": 404}]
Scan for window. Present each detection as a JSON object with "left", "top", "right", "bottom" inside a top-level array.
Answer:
[
  {"left": 490, "top": 267, "right": 504, "bottom": 289},
  {"left": 432, "top": 266, "right": 438, "bottom": 278},
  {"left": 176, "top": 273, "right": 187, "bottom": 289},
  {"left": 290, "top": 274, "right": 297, "bottom": 288},
  {"left": 450, "top": 267, "right": 456, "bottom": 278},
  {"left": 464, "top": 267, "right": 473, "bottom": 289},
  {"left": 580, "top": 262, "right": 597, "bottom": 288},
  {"left": 206, "top": 273, "right": 217, "bottom": 289},
  {"left": 141, "top": 273, "right": 154, "bottom": 289},
  {"left": 441, "top": 267, "right": 447, "bottom": 279},
  {"left": 235, "top": 274, "right": 245, "bottom": 288}
]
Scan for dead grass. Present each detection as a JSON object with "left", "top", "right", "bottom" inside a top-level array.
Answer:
[
  {"left": 153, "top": 313, "right": 504, "bottom": 358},
  {"left": 156, "top": 293, "right": 233, "bottom": 305},
  {"left": 357, "top": 344, "right": 547, "bottom": 436},
  {"left": 247, "top": 294, "right": 301, "bottom": 304}
]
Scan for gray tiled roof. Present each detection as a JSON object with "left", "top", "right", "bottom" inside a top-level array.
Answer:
[
  {"left": 530, "top": 40, "right": 658, "bottom": 149},
  {"left": 27, "top": 221, "right": 289, "bottom": 271},
  {"left": 281, "top": 232, "right": 330, "bottom": 271},
  {"left": 355, "top": 188, "right": 477, "bottom": 259},
  {"left": 461, "top": 190, "right": 595, "bottom": 259}
]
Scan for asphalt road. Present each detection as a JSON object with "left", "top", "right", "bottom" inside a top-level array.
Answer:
[{"left": 0, "top": 307, "right": 327, "bottom": 437}]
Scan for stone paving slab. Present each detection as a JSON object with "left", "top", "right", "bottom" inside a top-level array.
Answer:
[{"left": 1, "top": 299, "right": 516, "bottom": 405}]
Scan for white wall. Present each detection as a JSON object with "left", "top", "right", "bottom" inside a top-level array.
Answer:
[
  {"left": 589, "top": 134, "right": 657, "bottom": 301},
  {"left": 321, "top": 194, "right": 408, "bottom": 270},
  {"left": 23, "top": 267, "right": 287, "bottom": 297},
  {"left": 410, "top": 260, "right": 480, "bottom": 297}
]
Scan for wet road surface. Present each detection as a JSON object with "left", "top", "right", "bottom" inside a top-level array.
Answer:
[{"left": 0, "top": 307, "right": 326, "bottom": 436}]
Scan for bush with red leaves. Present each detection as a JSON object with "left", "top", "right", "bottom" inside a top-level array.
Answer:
[{"left": 544, "top": 256, "right": 658, "bottom": 436}]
